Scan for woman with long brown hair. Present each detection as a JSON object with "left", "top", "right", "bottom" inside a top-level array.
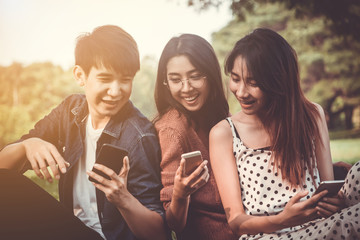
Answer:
[
  {"left": 154, "top": 34, "right": 237, "bottom": 240},
  {"left": 210, "top": 28, "right": 360, "bottom": 239}
]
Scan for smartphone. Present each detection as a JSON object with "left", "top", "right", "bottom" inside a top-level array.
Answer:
[
  {"left": 181, "top": 151, "right": 203, "bottom": 176},
  {"left": 313, "top": 180, "right": 345, "bottom": 197},
  {"left": 88, "top": 143, "right": 128, "bottom": 184}
]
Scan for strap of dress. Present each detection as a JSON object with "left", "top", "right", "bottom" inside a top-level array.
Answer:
[{"left": 226, "top": 117, "right": 238, "bottom": 140}]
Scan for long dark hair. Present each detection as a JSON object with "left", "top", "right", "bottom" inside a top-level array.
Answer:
[
  {"left": 154, "top": 34, "right": 229, "bottom": 132},
  {"left": 225, "top": 28, "right": 321, "bottom": 186}
]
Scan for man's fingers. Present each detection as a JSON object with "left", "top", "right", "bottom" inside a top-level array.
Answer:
[
  {"left": 87, "top": 169, "right": 111, "bottom": 186},
  {"left": 28, "top": 157, "right": 43, "bottom": 179},
  {"left": 90, "top": 179, "right": 107, "bottom": 193},
  {"left": 42, "top": 149, "right": 60, "bottom": 179},
  {"left": 35, "top": 154, "right": 53, "bottom": 182},
  {"left": 93, "top": 163, "right": 117, "bottom": 180},
  {"left": 121, "top": 156, "right": 130, "bottom": 176},
  {"left": 49, "top": 146, "right": 67, "bottom": 174}
]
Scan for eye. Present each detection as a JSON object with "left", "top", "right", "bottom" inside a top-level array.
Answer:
[
  {"left": 120, "top": 77, "right": 133, "bottom": 83},
  {"left": 168, "top": 78, "right": 182, "bottom": 84},
  {"left": 230, "top": 74, "right": 240, "bottom": 82},
  {"left": 189, "top": 73, "right": 203, "bottom": 81},
  {"left": 247, "top": 79, "right": 258, "bottom": 87}
]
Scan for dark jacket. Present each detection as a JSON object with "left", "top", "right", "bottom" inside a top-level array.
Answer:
[{"left": 20, "top": 94, "right": 164, "bottom": 240}]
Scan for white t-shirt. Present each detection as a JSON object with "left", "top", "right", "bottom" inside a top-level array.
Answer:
[{"left": 73, "top": 115, "right": 105, "bottom": 239}]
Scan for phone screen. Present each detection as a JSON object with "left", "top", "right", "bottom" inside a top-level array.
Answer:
[
  {"left": 181, "top": 151, "right": 203, "bottom": 176},
  {"left": 88, "top": 143, "right": 128, "bottom": 183}
]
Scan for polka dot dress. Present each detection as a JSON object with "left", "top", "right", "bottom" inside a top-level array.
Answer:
[{"left": 226, "top": 118, "right": 360, "bottom": 240}]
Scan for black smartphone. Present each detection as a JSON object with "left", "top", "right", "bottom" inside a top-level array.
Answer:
[
  {"left": 313, "top": 180, "right": 345, "bottom": 197},
  {"left": 181, "top": 151, "right": 203, "bottom": 176},
  {"left": 88, "top": 143, "right": 128, "bottom": 184}
]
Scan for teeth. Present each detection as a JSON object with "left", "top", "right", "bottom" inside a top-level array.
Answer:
[{"left": 184, "top": 96, "right": 197, "bottom": 101}]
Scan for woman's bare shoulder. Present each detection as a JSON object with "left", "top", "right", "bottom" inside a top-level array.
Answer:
[{"left": 210, "top": 118, "right": 233, "bottom": 140}]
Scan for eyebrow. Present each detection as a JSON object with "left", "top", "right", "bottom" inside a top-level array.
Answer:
[
  {"left": 167, "top": 69, "right": 200, "bottom": 76},
  {"left": 230, "top": 71, "right": 255, "bottom": 81},
  {"left": 97, "top": 72, "right": 113, "bottom": 77},
  {"left": 230, "top": 71, "right": 239, "bottom": 77}
]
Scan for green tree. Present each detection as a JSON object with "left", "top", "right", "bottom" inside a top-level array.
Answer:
[
  {"left": 184, "top": 0, "right": 360, "bottom": 41},
  {"left": 0, "top": 62, "right": 79, "bottom": 147},
  {"left": 130, "top": 56, "right": 158, "bottom": 120}
]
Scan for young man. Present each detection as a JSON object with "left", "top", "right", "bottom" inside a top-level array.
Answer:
[{"left": 0, "top": 25, "right": 166, "bottom": 240}]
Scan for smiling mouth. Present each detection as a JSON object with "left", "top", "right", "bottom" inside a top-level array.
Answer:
[
  {"left": 184, "top": 95, "right": 199, "bottom": 103},
  {"left": 102, "top": 99, "right": 120, "bottom": 105},
  {"left": 240, "top": 99, "right": 256, "bottom": 107}
]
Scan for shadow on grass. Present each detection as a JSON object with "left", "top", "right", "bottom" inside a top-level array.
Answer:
[{"left": 24, "top": 170, "right": 59, "bottom": 200}]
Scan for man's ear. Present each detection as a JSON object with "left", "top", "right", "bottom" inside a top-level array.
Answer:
[{"left": 73, "top": 65, "right": 86, "bottom": 86}]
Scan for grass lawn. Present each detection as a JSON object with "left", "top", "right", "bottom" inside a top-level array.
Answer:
[
  {"left": 24, "top": 170, "right": 59, "bottom": 200},
  {"left": 330, "top": 138, "right": 360, "bottom": 165}
]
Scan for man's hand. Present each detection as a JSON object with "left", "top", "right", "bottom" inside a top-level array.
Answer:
[
  {"left": 87, "top": 156, "right": 131, "bottom": 207},
  {"left": 22, "top": 138, "right": 69, "bottom": 182}
]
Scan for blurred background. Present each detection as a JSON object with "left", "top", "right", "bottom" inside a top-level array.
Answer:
[{"left": 1, "top": 0, "right": 359, "bottom": 199}]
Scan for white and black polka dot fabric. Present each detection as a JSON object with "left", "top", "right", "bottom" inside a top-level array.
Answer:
[{"left": 226, "top": 118, "right": 360, "bottom": 239}]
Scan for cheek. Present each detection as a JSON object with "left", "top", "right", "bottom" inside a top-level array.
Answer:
[
  {"left": 228, "top": 81, "right": 237, "bottom": 95},
  {"left": 168, "top": 88, "right": 178, "bottom": 99},
  {"left": 123, "top": 83, "right": 133, "bottom": 95}
]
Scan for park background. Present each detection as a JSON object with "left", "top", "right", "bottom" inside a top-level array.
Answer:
[{"left": 1, "top": 0, "right": 359, "bottom": 199}]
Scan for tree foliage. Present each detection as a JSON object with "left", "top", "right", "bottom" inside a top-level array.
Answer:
[
  {"left": 184, "top": 0, "right": 360, "bottom": 41},
  {"left": 130, "top": 56, "right": 158, "bottom": 120},
  {"left": 0, "top": 62, "right": 79, "bottom": 147},
  {"left": 0, "top": 58, "right": 158, "bottom": 148}
]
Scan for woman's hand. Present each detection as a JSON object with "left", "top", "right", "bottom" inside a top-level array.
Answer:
[
  {"left": 277, "top": 190, "right": 328, "bottom": 227},
  {"left": 316, "top": 191, "right": 346, "bottom": 218},
  {"left": 172, "top": 158, "right": 209, "bottom": 200},
  {"left": 87, "top": 156, "right": 131, "bottom": 207}
]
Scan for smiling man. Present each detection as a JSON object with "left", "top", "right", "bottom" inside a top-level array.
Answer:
[{"left": 0, "top": 25, "right": 166, "bottom": 240}]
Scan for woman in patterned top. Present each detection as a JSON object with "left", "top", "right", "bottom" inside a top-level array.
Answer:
[{"left": 209, "top": 28, "right": 360, "bottom": 239}]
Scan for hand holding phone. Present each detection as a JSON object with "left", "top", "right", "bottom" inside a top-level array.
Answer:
[
  {"left": 313, "top": 180, "right": 345, "bottom": 197},
  {"left": 181, "top": 151, "right": 204, "bottom": 176},
  {"left": 88, "top": 144, "right": 128, "bottom": 184}
]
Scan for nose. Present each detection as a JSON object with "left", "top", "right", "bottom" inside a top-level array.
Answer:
[
  {"left": 107, "top": 81, "right": 121, "bottom": 96},
  {"left": 236, "top": 81, "right": 248, "bottom": 98},
  {"left": 181, "top": 79, "right": 192, "bottom": 92}
]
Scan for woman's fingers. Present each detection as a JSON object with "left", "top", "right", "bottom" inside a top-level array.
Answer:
[
  {"left": 187, "top": 160, "right": 208, "bottom": 186},
  {"left": 178, "top": 158, "right": 186, "bottom": 177},
  {"left": 190, "top": 167, "right": 209, "bottom": 191},
  {"left": 288, "top": 190, "right": 309, "bottom": 206}
]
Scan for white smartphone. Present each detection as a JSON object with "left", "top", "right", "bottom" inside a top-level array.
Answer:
[
  {"left": 313, "top": 180, "right": 345, "bottom": 197},
  {"left": 181, "top": 150, "right": 203, "bottom": 176}
]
